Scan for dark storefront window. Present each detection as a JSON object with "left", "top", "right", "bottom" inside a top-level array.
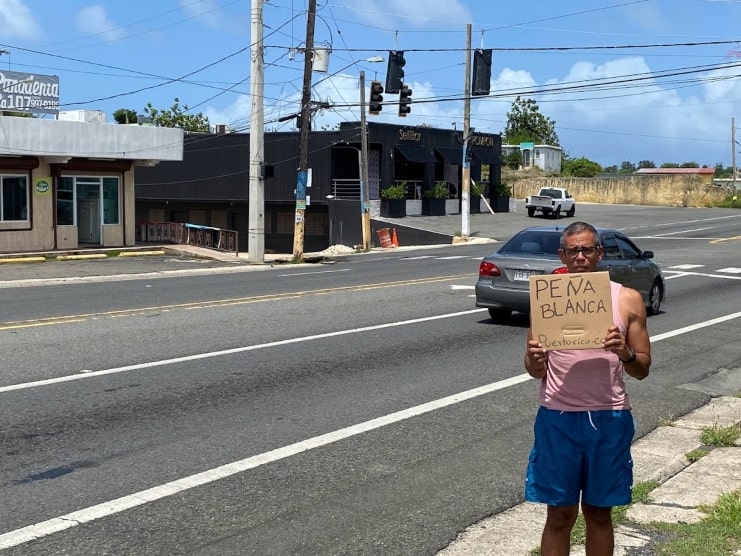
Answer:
[
  {"left": 57, "top": 177, "right": 74, "bottom": 225},
  {"left": 1, "top": 175, "right": 29, "bottom": 221}
]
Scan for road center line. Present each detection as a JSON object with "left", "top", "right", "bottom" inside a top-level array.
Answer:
[{"left": 1, "top": 309, "right": 739, "bottom": 550}]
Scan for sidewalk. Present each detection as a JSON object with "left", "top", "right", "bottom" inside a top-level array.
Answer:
[{"left": 439, "top": 395, "right": 741, "bottom": 555}]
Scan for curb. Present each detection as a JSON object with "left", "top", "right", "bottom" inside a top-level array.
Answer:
[
  {"left": 118, "top": 250, "right": 166, "bottom": 257},
  {"left": 55, "top": 254, "right": 108, "bottom": 261},
  {"left": 0, "top": 257, "right": 46, "bottom": 264}
]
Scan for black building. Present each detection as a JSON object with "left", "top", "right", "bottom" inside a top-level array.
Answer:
[{"left": 135, "top": 122, "right": 501, "bottom": 253}]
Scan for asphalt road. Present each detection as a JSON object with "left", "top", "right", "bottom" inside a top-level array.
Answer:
[{"left": 0, "top": 205, "right": 739, "bottom": 555}]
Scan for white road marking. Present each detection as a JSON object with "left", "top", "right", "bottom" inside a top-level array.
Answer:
[
  {"left": 663, "top": 270, "right": 741, "bottom": 281},
  {"left": 0, "top": 310, "right": 488, "bottom": 394},
  {"left": 277, "top": 268, "right": 351, "bottom": 277},
  {"left": 717, "top": 267, "right": 741, "bottom": 274},
  {"left": 451, "top": 285, "right": 475, "bottom": 290},
  {"left": 667, "top": 264, "right": 704, "bottom": 270},
  {"left": 655, "top": 214, "right": 741, "bottom": 226},
  {"left": 402, "top": 255, "right": 435, "bottom": 260},
  {"left": 652, "top": 227, "right": 714, "bottom": 237},
  {"left": 1, "top": 310, "right": 741, "bottom": 549},
  {"left": 436, "top": 256, "right": 471, "bottom": 260}
]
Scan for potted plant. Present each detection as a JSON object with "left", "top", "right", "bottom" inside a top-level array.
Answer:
[
  {"left": 422, "top": 181, "right": 448, "bottom": 216},
  {"left": 380, "top": 182, "right": 407, "bottom": 218},
  {"left": 470, "top": 182, "right": 485, "bottom": 214},
  {"left": 491, "top": 181, "right": 511, "bottom": 213}
]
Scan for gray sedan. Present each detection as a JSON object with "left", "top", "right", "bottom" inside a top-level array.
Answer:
[{"left": 474, "top": 225, "right": 665, "bottom": 321}]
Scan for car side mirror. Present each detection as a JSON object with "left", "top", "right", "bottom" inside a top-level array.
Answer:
[{"left": 642, "top": 250, "right": 654, "bottom": 259}]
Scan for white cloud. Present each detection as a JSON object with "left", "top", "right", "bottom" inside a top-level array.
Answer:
[
  {"left": 76, "top": 6, "right": 125, "bottom": 42},
  {"left": 0, "top": 0, "right": 41, "bottom": 40},
  {"left": 179, "top": 0, "right": 223, "bottom": 30}
]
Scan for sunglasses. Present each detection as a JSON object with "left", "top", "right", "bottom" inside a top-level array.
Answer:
[{"left": 561, "top": 246, "right": 600, "bottom": 259}]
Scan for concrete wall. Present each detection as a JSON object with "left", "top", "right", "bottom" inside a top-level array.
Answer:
[
  {"left": 513, "top": 176, "right": 728, "bottom": 207},
  {"left": 0, "top": 117, "right": 184, "bottom": 161}
]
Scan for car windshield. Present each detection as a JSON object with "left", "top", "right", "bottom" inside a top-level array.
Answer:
[{"left": 498, "top": 231, "right": 561, "bottom": 256}]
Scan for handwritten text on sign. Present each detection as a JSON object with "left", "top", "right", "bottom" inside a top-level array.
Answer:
[{"left": 529, "top": 271, "right": 613, "bottom": 350}]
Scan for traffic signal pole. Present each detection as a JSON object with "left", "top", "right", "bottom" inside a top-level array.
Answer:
[
  {"left": 359, "top": 71, "right": 371, "bottom": 250},
  {"left": 461, "top": 23, "right": 472, "bottom": 238}
]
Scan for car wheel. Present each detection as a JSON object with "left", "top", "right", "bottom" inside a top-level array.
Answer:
[
  {"left": 647, "top": 280, "right": 663, "bottom": 315},
  {"left": 488, "top": 308, "right": 512, "bottom": 322},
  {"left": 527, "top": 207, "right": 535, "bottom": 217},
  {"left": 552, "top": 206, "right": 561, "bottom": 219},
  {"left": 567, "top": 205, "right": 575, "bottom": 217}
]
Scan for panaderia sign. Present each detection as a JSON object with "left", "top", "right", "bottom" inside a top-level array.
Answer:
[{"left": 0, "top": 70, "right": 60, "bottom": 115}]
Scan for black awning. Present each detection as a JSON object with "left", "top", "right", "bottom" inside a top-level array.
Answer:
[
  {"left": 395, "top": 144, "right": 436, "bottom": 164},
  {"left": 472, "top": 149, "right": 500, "bottom": 165},
  {"left": 435, "top": 147, "right": 463, "bottom": 163}
]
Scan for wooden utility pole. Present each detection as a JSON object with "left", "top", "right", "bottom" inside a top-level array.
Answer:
[
  {"left": 461, "top": 23, "right": 472, "bottom": 237},
  {"left": 732, "top": 117, "right": 737, "bottom": 189},
  {"left": 248, "top": 0, "right": 265, "bottom": 263},
  {"left": 292, "top": 0, "right": 317, "bottom": 260}
]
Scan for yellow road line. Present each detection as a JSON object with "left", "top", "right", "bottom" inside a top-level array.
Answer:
[
  {"left": 710, "top": 235, "right": 741, "bottom": 245},
  {"left": 0, "top": 274, "right": 471, "bottom": 330}
]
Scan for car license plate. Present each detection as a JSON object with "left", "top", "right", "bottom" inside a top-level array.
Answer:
[{"left": 513, "top": 270, "right": 535, "bottom": 281}]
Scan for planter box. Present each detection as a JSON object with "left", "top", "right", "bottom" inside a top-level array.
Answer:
[
  {"left": 470, "top": 196, "right": 481, "bottom": 214},
  {"left": 492, "top": 195, "right": 510, "bottom": 213},
  {"left": 422, "top": 198, "right": 446, "bottom": 216},
  {"left": 380, "top": 198, "right": 406, "bottom": 218}
]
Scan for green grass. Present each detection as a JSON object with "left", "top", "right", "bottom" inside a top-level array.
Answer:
[
  {"left": 652, "top": 490, "right": 741, "bottom": 555},
  {"left": 700, "top": 424, "right": 741, "bottom": 447},
  {"left": 713, "top": 195, "right": 741, "bottom": 209},
  {"left": 686, "top": 447, "right": 710, "bottom": 463}
]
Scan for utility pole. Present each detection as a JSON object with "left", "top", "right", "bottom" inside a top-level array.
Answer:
[
  {"left": 460, "top": 23, "right": 472, "bottom": 237},
  {"left": 248, "top": 0, "right": 265, "bottom": 263},
  {"left": 732, "top": 117, "right": 737, "bottom": 189},
  {"left": 292, "top": 0, "right": 317, "bottom": 260},
  {"left": 359, "top": 71, "right": 371, "bottom": 250}
]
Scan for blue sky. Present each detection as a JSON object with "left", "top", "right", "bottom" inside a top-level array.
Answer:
[{"left": 3, "top": 0, "right": 741, "bottom": 168}]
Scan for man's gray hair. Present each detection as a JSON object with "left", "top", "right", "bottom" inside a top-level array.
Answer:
[{"left": 560, "top": 221, "right": 601, "bottom": 249}]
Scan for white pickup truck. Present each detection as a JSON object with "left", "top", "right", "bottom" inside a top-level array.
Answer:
[{"left": 525, "top": 187, "right": 576, "bottom": 218}]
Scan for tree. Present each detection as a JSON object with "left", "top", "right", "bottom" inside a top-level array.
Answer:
[
  {"left": 143, "top": 97, "right": 210, "bottom": 132},
  {"left": 680, "top": 161, "right": 699, "bottom": 168},
  {"left": 620, "top": 160, "right": 636, "bottom": 174},
  {"left": 502, "top": 96, "right": 559, "bottom": 146},
  {"left": 660, "top": 162, "right": 680, "bottom": 168},
  {"left": 502, "top": 150, "right": 522, "bottom": 170},
  {"left": 113, "top": 108, "right": 139, "bottom": 124},
  {"left": 603, "top": 165, "right": 619, "bottom": 174},
  {"left": 637, "top": 160, "right": 656, "bottom": 169},
  {"left": 562, "top": 156, "right": 602, "bottom": 177}
]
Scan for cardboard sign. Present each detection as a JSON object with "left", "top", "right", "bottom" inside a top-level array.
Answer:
[{"left": 529, "top": 271, "right": 613, "bottom": 351}]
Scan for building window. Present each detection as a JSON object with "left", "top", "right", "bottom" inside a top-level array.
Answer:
[
  {"left": 103, "top": 177, "right": 120, "bottom": 224},
  {"left": 56, "top": 176, "right": 121, "bottom": 226},
  {"left": 57, "top": 177, "right": 74, "bottom": 225},
  {"left": 1, "top": 175, "right": 29, "bottom": 221}
]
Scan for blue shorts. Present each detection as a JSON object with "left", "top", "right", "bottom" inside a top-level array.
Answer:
[{"left": 525, "top": 406, "right": 635, "bottom": 508}]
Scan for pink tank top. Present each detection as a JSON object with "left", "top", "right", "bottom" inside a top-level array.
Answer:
[{"left": 538, "top": 281, "right": 630, "bottom": 411}]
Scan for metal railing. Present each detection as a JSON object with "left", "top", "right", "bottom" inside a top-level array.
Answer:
[{"left": 137, "top": 221, "right": 239, "bottom": 255}]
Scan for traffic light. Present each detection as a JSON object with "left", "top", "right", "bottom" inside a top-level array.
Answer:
[
  {"left": 398, "top": 84, "right": 412, "bottom": 117},
  {"left": 472, "top": 49, "right": 493, "bottom": 96},
  {"left": 369, "top": 80, "right": 384, "bottom": 115},
  {"left": 385, "top": 50, "right": 405, "bottom": 94}
]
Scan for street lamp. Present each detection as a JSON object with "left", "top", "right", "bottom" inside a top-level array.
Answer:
[{"left": 358, "top": 57, "right": 384, "bottom": 250}]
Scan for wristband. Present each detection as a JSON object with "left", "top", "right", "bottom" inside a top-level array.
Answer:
[{"left": 619, "top": 348, "right": 637, "bottom": 364}]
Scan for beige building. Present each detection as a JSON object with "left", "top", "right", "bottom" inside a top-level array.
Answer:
[{"left": 0, "top": 117, "right": 183, "bottom": 253}]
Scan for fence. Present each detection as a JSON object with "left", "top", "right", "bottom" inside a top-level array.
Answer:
[{"left": 137, "top": 221, "right": 239, "bottom": 255}]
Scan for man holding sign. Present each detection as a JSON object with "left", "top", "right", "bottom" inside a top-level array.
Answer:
[{"left": 523, "top": 221, "right": 651, "bottom": 556}]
